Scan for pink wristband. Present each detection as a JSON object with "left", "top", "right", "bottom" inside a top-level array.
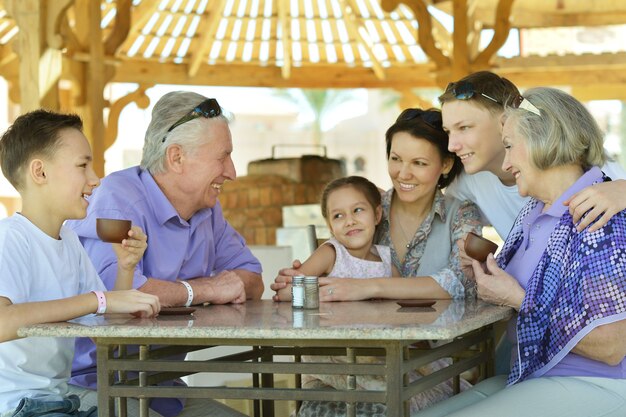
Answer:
[{"left": 92, "top": 291, "right": 107, "bottom": 314}]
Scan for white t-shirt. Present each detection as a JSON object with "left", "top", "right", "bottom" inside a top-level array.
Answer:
[
  {"left": 0, "top": 214, "right": 105, "bottom": 413},
  {"left": 446, "top": 160, "right": 626, "bottom": 239}
]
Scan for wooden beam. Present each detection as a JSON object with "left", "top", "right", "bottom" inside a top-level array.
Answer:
[
  {"left": 45, "top": 0, "right": 73, "bottom": 49},
  {"left": 88, "top": 0, "right": 105, "bottom": 176},
  {"left": 396, "top": 88, "right": 435, "bottom": 109},
  {"left": 0, "top": 43, "right": 15, "bottom": 66},
  {"left": 131, "top": 0, "right": 160, "bottom": 29},
  {"left": 571, "top": 84, "right": 626, "bottom": 102},
  {"left": 7, "top": 0, "right": 41, "bottom": 111},
  {"left": 187, "top": 0, "right": 226, "bottom": 77},
  {"left": 72, "top": 0, "right": 89, "bottom": 46},
  {"left": 278, "top": 0, "right": 291, "bottom": 79},
  {"left": 111, "top": 60, "right": 437, "bottom": 88},
  {"left": 383, "top": 0, "right": 450, "bottom": 69},
  {"left": 494, "top": 53, "right": 626, "bottom": 90},
  {"left": 502, "top": 69, "right": 626, "bottom": 93},
  {"left": 6, "top": 0, "right": 62, "bottom": 111},
  {"left": 497, "top": 51, "right": 626, "bottom": 69},
  {"left": 465, "top": 1, "right": 481, "bottom": 61},
  {"left": 429, "top": 10, "right": 453, "bottom": 56},
  {"left": 104, "top": 0, "right": 131, "bottom": 55},
  {"left": 68, "top": 0, "right": 107, "bottom": 177},
  {"left": 451, "top": 0, "right": 470, "bottom": 78},
  {"left": 104, "top": 83, "right": 152, "bottom": 149},
  {"left": 108, "top": 50, "right": 626, "bottom": 99},
  {"left": 39, "top": 47, "right": 62, "bottom": 109},
  {"left": 59, "top": 6, "right": 81, "bottom": 54},
  {"left": 342, "top": 0, "right": 386, "bottom": 80},
  {"left": 473, "top": 0, "right": 514, "bottom": 69},
  {"left": 473, "top": 9, "right": 626, "bottom": 28}
]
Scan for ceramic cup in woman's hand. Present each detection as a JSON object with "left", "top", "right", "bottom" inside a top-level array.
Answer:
[
  {"left": 96, "top": 218, "right": 132, "bottom": 243},
  {"left": 464, "top": 232, "right": 498, "bottom": 262}
]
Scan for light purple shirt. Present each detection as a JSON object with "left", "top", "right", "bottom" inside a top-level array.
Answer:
[
  {"left": 505, "top": 167, "right": 626, "bottom": 379},
  {"left": 67, "top": 166, "right": 262, "bottom": 416}
]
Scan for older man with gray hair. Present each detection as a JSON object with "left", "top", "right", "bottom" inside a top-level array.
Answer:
[{"left": 67, "top": 91, "right": 263, "bottom": 417}]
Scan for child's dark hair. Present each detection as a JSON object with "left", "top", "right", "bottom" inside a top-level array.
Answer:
[
  {"left": 0, "top": 109, "right": 83, "bottom": 190},
  {"left": 320, "top": 176, "right": 381, "bottom": 220},
  {"left": 385, "top": 108, "right": 461, "bottom": 188}
]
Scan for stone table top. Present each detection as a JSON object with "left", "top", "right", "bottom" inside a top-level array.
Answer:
[{"left": 19, "top": 299, "right": 512, "bottom": 342}]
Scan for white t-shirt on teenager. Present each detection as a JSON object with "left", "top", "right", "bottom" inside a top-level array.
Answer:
[
  {"left": 446, "top": 160, "right": 626, "bottom": 239},
  {"left": 0, "top": 214, "right": 105, "bottom": 413}
]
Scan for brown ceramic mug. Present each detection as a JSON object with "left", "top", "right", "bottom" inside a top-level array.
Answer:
[
  {"left": 464, "top": 232, "right": 498, "bottom": 262},
  {"left": 96, "top": 218, "right": 132, "bottom": 243}
]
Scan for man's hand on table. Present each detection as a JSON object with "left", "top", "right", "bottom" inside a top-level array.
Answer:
[
  {"left": 140, "top": 271, "right": 247, "bottom": 306},
  {"left": 196, "top": 270, "right": 246, "bottom": 304}
]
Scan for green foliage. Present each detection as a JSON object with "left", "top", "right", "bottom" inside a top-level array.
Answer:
[{"left": 272, "top": 88, "right": 358, "bottom": 145}]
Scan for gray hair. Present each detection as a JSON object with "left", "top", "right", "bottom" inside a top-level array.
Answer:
[
  {"left": 140, "top": 91, "right": 228, "bottom": 174},
  {"left": 503, "top": 87, "right": 607, "bottom": 171}
]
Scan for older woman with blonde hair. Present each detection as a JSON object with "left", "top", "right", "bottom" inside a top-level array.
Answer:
[{"left": 418, "top": 87, "right": 626, "bottom": 417}]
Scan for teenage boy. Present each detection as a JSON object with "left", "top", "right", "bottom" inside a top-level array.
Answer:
[{"left": 0, "top": 109, "right": 160, "bottom": 416}]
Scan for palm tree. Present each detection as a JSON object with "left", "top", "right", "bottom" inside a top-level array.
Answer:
[{"left": 273, "top": 89, "right": 358, "bottom": 145}]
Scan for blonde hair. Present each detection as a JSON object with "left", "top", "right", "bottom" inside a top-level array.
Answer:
[{"left": 504, "top": 87, "right": 606, "bottom": 170}]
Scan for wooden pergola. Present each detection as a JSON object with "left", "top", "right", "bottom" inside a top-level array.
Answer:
[{"left": 1, "top": 0, "right": 626, "bottom": 175}]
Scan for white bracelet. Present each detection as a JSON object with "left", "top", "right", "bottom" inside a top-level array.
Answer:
[{"left": 180, "top": 280, "right": 194, "bottom": 307}]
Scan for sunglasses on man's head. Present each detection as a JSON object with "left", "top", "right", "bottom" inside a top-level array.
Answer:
[
  {"left": 512, "top": 94, "right": 541, "bottom": 116},
  {"left": 446, "top": 81, "right": 501, "bottom": 104},
  {"left": 162, "top": 98, "right": 222, "bottom": 143},
  {"left": 396, "top": 108, "right": 442, "bottom": 130}
]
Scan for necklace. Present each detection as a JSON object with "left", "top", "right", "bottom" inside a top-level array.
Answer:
[
  {"left": 393, "top": 208, "right": 413, "bottom": 249},
  {"left": 398, "top": 225, "right": 411, "bottom": 248},
  {"left": 393, "top": 203, "right": 430, "bottom": 250}
]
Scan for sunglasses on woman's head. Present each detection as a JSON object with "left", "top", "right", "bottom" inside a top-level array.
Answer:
[
  {"left": 446, "top": 81, "right": 501, "bottom": 104},
  {"left": 396, "top": 108, "right": 442, "bottom": 130},
  {"left": 512, "top": 94, "right": 541, "bottom": 116},
  {"left": 162, "top": 98, "right": 222, "bottom": 143}
]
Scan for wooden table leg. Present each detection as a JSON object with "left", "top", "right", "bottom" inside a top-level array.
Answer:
[
  {"left": 97, "top": 343, "right": 115, "bottom": 417},
  {"left": 346, "top": 347, "right": 356, "bottom": 417},
  {"left": 116, "top": 344, "right": 128, "bottom": 417},
  {"left": 385, "top": 343, "right": 404, "bottom": 417},
  {"left": 139, "top": 344, "right": 149, "bottom": 417},
  {"left": 260, "top": 346, "right": 275, "bottom": 417}
]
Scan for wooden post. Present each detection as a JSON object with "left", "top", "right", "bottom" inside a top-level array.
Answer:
[
  {"left": 85, "top": 0, "right": 106, "bottom": 176},
  {"left": 6, "top": 0, "right": 65, "bottom": 111},
  {"left": 61, "top": 0, "right": 134, "bottom": 177},
  {"left": 382, "top": 0, "right": 515, "bottom": 86}
]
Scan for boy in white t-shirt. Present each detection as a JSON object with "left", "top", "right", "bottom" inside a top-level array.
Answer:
[{"left": 0, "top": 110, "right": 160, "bottom": 416}]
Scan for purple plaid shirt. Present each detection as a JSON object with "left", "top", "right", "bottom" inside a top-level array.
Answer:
[{"left": 498, "top": 167, "right": 626, "bottom": 384}]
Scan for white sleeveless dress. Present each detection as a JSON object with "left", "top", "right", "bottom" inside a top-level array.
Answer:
[{"left": 325, "top": 238, "right": 392, "bottom": 278}]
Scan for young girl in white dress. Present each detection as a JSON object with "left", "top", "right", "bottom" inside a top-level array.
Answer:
[
  {"left": 288, "top": 175, "right": 398, "bottom": 280},
  {"left": 290, "top": 176, "right": 468, "bottom": 417}
]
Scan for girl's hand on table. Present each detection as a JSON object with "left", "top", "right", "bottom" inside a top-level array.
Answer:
[
  {"left": 472, "top": 254, "right": 524, "bottom": 310},
  {"left": 318, "top": 278, "right": 371, "bottom": 302},
  {"left": 273, "top": 285, "right": 293, "bottom": 302},
  {"left": 271, "top": 259, "right": 301, "bottom": 301}
]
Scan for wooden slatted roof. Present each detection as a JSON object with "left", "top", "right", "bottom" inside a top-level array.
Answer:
[
  {"left": 1, "top": 1, "right": 626, "bottom": 92},
  {"left": 1, "top": 0, "right": 626, "bottom": 174}
]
